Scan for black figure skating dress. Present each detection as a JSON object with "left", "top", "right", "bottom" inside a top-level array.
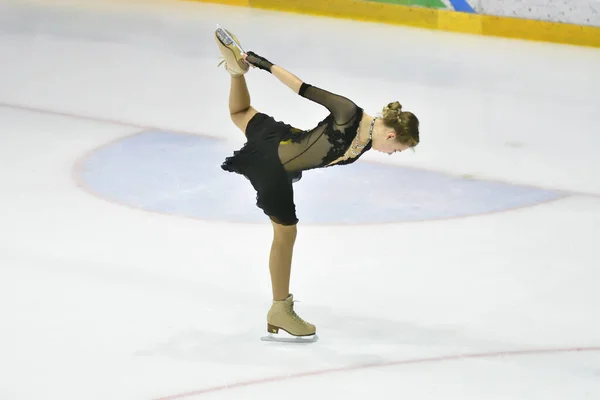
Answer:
[{"left": 221, "top": 82, "right": 371, "bottom": 225}]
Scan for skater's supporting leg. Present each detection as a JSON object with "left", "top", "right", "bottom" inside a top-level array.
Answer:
[
  {"left": 229, "top": 75, "right": 257, "bottom": 133},
  {"left": 269, "top": 221, "right": 296, "bottom": 301},
  {"left": 266, "top": 221, "right": 316, "bottom": 339}
]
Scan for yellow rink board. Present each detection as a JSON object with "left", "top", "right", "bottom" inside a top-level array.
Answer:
[{"left": 187, "top": 0, "right": 600, "bottom": 48}]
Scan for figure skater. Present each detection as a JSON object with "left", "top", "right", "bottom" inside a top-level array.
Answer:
[{"left": 214, "top": 26, "right": 419, "bottom": 342}]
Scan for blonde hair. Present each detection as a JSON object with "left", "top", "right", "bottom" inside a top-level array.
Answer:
[{"left": 381, "top": 101, "right": 419, "bottom": 147}]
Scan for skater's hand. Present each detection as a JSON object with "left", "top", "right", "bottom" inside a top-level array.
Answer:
[
  {"left": 242, "top": 53, "right": 254, "bottom": 68},
  {"left": 243, "top": 51, "right": 274, "bottom": 73}
]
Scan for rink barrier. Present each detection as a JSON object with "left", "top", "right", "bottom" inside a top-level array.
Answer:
[{"left": 189, "top": 0, "right": 600, "bottom": 48}]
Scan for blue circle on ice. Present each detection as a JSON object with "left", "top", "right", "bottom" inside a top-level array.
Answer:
[{"left": 77, "top": 131, "right": 566, "bottom": 224}]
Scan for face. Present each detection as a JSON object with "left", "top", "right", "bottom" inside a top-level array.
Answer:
[{"left": 374, "top": 131, "right": 413, "bottom": 155}]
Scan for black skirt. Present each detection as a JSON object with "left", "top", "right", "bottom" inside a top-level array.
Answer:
[{"left": 221, "top": 113, "right": 299, "bottom": 225}]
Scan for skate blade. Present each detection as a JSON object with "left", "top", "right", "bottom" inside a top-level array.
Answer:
[
  {"left": 215, "top": 24, "right": 245, "bottom": 53},
  {"left": 261, "top": 333, "right": 319, "bottom": 343}
]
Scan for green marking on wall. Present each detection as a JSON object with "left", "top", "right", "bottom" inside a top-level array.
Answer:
[{"left": 365, "top": 0, "right": 447, "bottom": 9}]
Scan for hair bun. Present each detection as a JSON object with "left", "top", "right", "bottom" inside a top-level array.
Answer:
[
  {"left": 383, "top": 101, "right": 403, "bottom": 120},
  {"left": 380, "top": 101, "right": 419, "bottom": 147},
  {"left": 389, "top": 101, "right": 403, "bottom": 112}
]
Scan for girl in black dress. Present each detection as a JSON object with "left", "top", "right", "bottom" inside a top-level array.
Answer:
[{"left": 215, "top": 26, "right": 419, "bottom": 342}]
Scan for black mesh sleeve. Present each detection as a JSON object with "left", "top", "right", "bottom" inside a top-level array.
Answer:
[{"left": 298, "top": 83, "right": 359, "bottom": 125}]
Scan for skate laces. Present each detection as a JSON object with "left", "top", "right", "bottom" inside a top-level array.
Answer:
[
  {"left": 216, "top": 57, "right": 235, "bottom": 73},
  {"left": 286, "top": 300, "right": 309, "bottom": 325},
  {"left": 216, "top": 55, "right": 247, "bottom": 75}
]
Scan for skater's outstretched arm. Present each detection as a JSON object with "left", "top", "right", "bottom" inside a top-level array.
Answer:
[
  {"left": 272, "top": 65, "right": 304, "bottom": 94},
  {"left": 244, "top": 51, "right": 359, "bottom": 125},
  {"left": 296, "top": 83, "right": 359, "bottom": 125},
  {"left": 244, "top": 52, "right": 302, "bottom": 93}
]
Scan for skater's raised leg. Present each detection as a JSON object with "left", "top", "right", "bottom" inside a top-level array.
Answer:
[
  {"left": 215, "top": 26, "right": 256, "bottom": 133},
  {"left": 229, "top": 75, "right": 257, "bottom": 133}
]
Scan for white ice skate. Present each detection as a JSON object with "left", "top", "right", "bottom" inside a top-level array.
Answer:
[
  {"left": 215, "top": 24, "right": 246, "bottom": 54},
  {"left": 214, "top": 24, "right": 249, "bottom": 77},
  {"left": 261, "top": 294, "right": 319, "bottom": 343}
]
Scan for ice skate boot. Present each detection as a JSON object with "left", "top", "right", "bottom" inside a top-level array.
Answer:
[
  {"left": 214, "top": 25, "right": 249, "bottom": 77},
  {"left": 261, "top": 294, "right": 318, "bottom": 343}
]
